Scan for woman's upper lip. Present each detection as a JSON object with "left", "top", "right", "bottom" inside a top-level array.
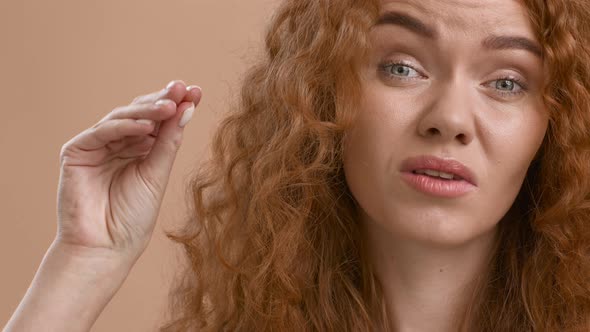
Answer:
[{"left": 400, "top": 155, "right": 478, "bottom": 186}]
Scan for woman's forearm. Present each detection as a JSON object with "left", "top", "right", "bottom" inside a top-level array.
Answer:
[{"left": 3, "top": 240, "right": 137, "bottom": 332}]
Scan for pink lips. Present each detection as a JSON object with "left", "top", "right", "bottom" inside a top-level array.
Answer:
[{"left": 399, "top": 155, "right": 478, "bottom": 198}]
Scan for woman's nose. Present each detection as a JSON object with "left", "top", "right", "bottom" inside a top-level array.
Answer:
[{"left": 416, "top": 80, "right": 476, "bottom": 146}]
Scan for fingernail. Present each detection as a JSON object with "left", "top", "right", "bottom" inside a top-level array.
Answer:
[
  {"left": 136, "top": 119, "right": 154, "bottom": 125},
  {"left": 166, "top": 80, "right": 186, "bottom": 90},
  {"left": 156, "top": 99, "right": 173, "bottom": 106},
  {"left": 178, "top": 103, "right": 195, "bottom": 128},
  {"left": 186, "top": 85, "right": 202, "bottom": 93}
]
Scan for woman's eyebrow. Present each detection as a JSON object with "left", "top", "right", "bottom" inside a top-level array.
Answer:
[
  {"left": 375, "top": 11, "right": 438, "bottom": 39},
  {"left": 374, "top": 11, "right": 543, "bottom": 59},
  {"left": 482, "top": 35, "right": 543, "bottom": 59}
]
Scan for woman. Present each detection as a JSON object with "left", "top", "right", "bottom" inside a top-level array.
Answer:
[{"left": 5, "top": 0, "right": 590, "bottom": 331}]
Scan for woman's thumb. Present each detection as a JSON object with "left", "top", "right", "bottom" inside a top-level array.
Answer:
[{"left": 138, "top": 100, "right": 197, "bottom": 195}]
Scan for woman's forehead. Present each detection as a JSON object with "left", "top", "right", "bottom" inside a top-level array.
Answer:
[
  {"left": 379, "top": 0, "right": 529, "bottom": 22},
  {"left": 376, "top": 0, "right": 537, "bottom": 39}
]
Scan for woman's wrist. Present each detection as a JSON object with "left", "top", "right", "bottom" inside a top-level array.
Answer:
[
  {"left": 48, "top": 237, "right": 142, "bottom": 273},
  {"left": 4, "top": 239, "right": 138, "bottom": 332}
]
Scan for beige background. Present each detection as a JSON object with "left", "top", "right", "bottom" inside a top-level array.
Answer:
[{"left": 1, "top": 0, "right": 278, "bottom": 330}]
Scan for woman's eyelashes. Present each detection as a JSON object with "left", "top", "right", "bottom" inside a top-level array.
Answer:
[
  {"left": 483, "top": 76, "right": 528, "bottom": 98},
  {"left": 377, "top": 61, "right": 529, "bottom": 98},
  {"left": 378, "top": 60, "right": 424, "bottom": 81}
]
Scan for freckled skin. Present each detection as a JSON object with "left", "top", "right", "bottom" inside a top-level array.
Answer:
[{"left": 342, "top": 0, "right": 548, "bottom": 330}]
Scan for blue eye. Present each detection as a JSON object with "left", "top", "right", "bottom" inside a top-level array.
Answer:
[
  {"left": 488, "top": 77, "right": 528, "bottom": 97},
  {"left": 379, "top": 62, "right": 422, "bottom": 80},
  {"left": 378, "top": 61, "right": 529, "bottom": 98}
]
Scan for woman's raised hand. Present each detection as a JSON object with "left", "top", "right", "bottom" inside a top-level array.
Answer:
[{"left": 56, "top": 80, "right": 201, "bottom": 261}]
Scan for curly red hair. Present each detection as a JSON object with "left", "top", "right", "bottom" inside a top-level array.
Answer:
[{"left": 159, "top": 0, "right": 590, "bottom": 330}]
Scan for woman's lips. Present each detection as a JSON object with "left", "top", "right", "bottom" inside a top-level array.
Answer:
[
  {"left": 400, "top": 171, "right": 477, "bottom": 198},
  {"left": 400, "top": 155, "right": 478, "bottom": 186}
]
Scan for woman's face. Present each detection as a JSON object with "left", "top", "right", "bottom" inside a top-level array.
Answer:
[{"left": 343, "top": 0, "right": 548, "bottom": 247}]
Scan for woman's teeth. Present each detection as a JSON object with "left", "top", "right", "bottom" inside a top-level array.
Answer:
[{"left": 413, "top": 169, "right": 462, "bottom": 181}]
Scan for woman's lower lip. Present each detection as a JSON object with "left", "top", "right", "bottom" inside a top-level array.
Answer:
[{"left": 400, "top": 172, "right": 477, "bottom": 198}]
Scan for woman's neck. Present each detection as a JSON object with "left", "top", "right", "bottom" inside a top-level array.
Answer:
[{"left": 362, "top": 215, "right": 499, "bottom": 332}]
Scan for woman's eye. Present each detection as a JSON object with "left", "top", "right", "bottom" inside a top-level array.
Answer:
[
  {"left": 379, "top": 62, "right": 422, "bottom": 80},
  {"left": 378, "top": 61, "right": 529, "bottom": 98},
  {"left": 486, "top": 78, "right": 528, "bottom": 97}
]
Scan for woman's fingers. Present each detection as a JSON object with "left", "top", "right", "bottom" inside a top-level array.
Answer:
[
  {"left": 137, "top": 101, "right": 196, "bottom": 193},
  {"left": 74, "top": 118, "right": 155, "bottom": 152},
  {"left": 105, "top": 138, "right": 127, "bottom": 153},
  {"left": 105, "top": 135, "right": 149, "bottom": 154},
  {"left": 182, "top": 85, "right": 202, "bottom": 104},
  {"left": 147, "top": 85, "right": 202, "bottom": 137},
  {"left": 103, "top": 99, "right": 176, "bottom": 123},
  {"left": 62, "top": 81, "right": 201, "bottom": 170},
  {"left": 131, "top": 80, "right": 188, "bottom": 105},
  {"left": 61, "top": 118, "right": 155, "bottom": 166},
  {"left": 128, "top": 81, "right": 202, "bottom": 138},
  {"left": 150, "top": 122, "right": 161, "bottom": 137},
  {"left": 131, "top": 80, "right": 202, "bottom": 106},
  {"left": 109, "top": 136, "right": 157, "bottom": 160}
]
